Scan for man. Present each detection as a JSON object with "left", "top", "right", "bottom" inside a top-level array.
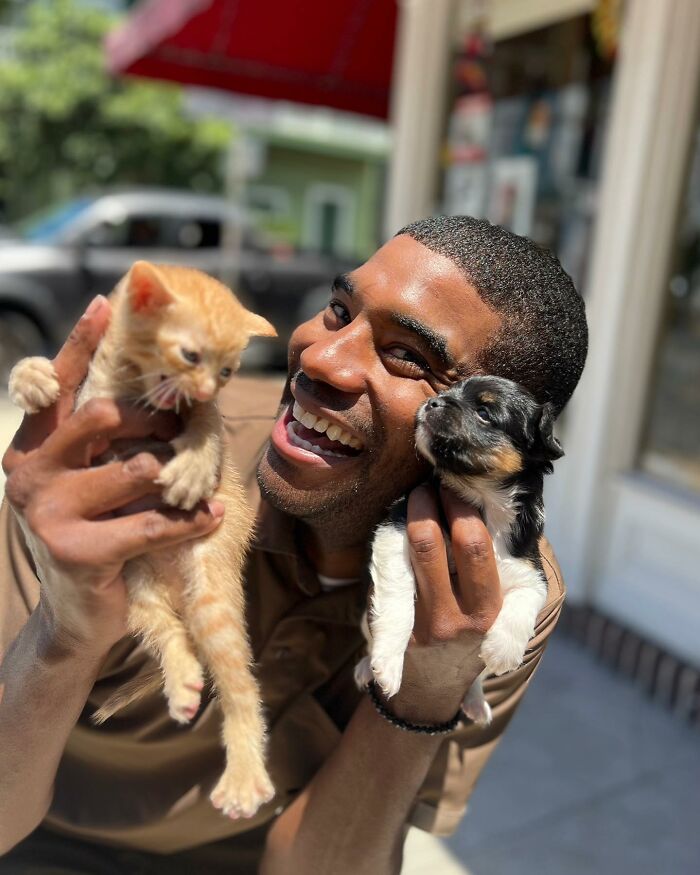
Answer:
[{"left": 0, "top": 216, "right": 587, "bottom": 873}]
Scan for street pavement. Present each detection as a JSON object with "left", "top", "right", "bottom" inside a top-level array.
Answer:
[
  {"left": 1, "top": 395, "right": 698, "bottom": 874},
  {"left": 408, "top": 630, "right": 700, "bottom": 875}
]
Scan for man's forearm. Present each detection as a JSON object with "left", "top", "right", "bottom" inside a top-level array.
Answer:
[
  {"left": 262, "top": 693, "right": 456, "bottom": 875},
  {"left": 0, "top": 603, "right": 104, "bottom": 853}
]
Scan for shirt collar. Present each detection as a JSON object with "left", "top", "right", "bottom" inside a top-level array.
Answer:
[
  {"left": 252, "top": 499, "right": 322, "bottom": 596},
  {"left": 252, "top": 499, "right": 370, "bottom": 600}
]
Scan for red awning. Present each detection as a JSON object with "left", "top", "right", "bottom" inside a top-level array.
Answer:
[{"left": 106, "top": 0, "right": 399, "bottom": 119}]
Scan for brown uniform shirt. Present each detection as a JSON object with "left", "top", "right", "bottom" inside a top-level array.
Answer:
[{"left": 0, "top": 376, "right": 565, "bottom": 854}]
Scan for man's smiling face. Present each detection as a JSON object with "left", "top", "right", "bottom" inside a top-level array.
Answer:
[{"left": 257, "top": 235, "right": 502, "bottom": 545}]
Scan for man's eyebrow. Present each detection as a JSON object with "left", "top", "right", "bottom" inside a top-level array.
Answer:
[
  {"left": 332, "top": 273, "right": 355, "bottom": 296},
  {"left": 391, "top": 313, "right": 457, "bottom": 369}
]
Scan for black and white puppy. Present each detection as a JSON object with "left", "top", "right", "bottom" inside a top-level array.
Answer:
[{"left": 354, "top": 375, "right": 564, "bottom": 726}]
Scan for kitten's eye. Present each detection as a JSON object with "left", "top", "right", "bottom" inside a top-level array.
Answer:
[
  {"left": 220, "top": 367, "right": 232, "bottom": 379},
  {"left": 181, "top": 348, "right": 200, "bottom": 365},
  {"left": 476, "top": 406, "right": 492, "bottom": 424}
]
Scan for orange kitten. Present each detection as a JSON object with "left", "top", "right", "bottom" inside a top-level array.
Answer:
[{"left": 8, "top": 261, "right": 277, "bottom": 819}]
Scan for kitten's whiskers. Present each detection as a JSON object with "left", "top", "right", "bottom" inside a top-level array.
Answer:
[{"left": 139, "top": 375, "right": 178, "bottom": 410}]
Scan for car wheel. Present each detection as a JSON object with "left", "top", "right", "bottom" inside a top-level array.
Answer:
[{"left": 0, "top": 310, "right": 47, "bottom": 387}]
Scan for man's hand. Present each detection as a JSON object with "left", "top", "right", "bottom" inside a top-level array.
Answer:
[
  {"left": 391, "top": 483, "right": 502, "bottom": 723},
  {"left": 1, "top": 297, "right": 224, "bottom": 659}
]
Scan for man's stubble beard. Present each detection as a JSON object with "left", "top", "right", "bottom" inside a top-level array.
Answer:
[{"left": 256, "top": 445, "right": 420, "bottom": 550}]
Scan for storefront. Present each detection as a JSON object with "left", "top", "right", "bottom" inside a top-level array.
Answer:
[
  {"left": 107, "top": 0, "right": 700, "bottom": 700},
  {"left": 387, "top": 0, "right": 700, "bottom": 699}
]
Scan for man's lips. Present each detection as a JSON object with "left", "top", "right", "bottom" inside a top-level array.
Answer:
[{"left": 270, "top": 403, "right": 363, "bottom": 468}]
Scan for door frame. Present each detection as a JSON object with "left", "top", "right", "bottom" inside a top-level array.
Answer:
[
  {"left": 545, "top": 0, "right": 700, "bottom": 663},
  {"left": 302, "top": 183, "right": 356, "bottom": 255}
]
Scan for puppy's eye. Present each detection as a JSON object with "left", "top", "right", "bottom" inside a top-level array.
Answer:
[
  {"left": 220, "top": 366, "right": 232, "bottom": 379},
  {"left": 476, "top": 406, "right": 492, "bottom": 424},
  {"left": 181, "top": 348, "right": 200, "bottom": 365}
]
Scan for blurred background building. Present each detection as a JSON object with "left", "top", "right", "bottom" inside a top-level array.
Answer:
[{"left": 0, "top": 0, "right": 698, "bottom": 870}]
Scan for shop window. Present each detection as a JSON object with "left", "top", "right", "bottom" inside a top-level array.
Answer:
[
  {"left": 441, "top": 13, "right": 615, "bottom": 294},
  {"left": 639, "top": 124, "right": 700, "bottom": 494}
]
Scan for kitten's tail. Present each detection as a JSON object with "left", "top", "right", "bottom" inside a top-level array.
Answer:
[{"left": 91, "top": 669, "right": 162, "bottom": 725}]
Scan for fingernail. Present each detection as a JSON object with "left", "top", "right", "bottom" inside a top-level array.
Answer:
[
  {"left": 207, "top": 500, "right": 225, "bottom": 519},
  {"left": 84, "top": 295, "right": 106, "bottom": 317}
]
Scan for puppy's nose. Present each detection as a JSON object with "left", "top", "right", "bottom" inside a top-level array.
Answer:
[{"left": 427, "top": 395, "right": 458, "bottom": 410}]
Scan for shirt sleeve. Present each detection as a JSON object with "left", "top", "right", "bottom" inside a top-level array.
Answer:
[
  {"left": 0, "top": 497, "right": 40, "bottom": 660},
  {"left": 407, "top": 541, "right": 565, "bottom": 836}
]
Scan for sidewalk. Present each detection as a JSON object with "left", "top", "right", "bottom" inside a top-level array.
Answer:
[
  {"left": 403, "top": 633, "right": 699, "bottom": 875},
  {"left": 2, "top": 397, "right": 698, "bottom": 874}
]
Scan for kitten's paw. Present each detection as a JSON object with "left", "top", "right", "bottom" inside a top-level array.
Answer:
[
  {"left": 8, "top": 357, "right": 60, "bottom": 414},
  {"left": 157, "top": 453, "right": 218, "bottom": 510},
  {"left": 480, "top": 622, "right": 530, "bottom": 676},
  {"left": 461, "top": 687, "right": 493, "bottom": 727},
  {"left": 210, "top": 763, "right": 275, "bottom": 820},
  {"left": 371, "top": 653, "right": 404, "bottom": 699},
  {"left": 354, "top": 655, "right": 373, "bottom": 690},
  {"left": 163, "top": 660, "right": 205, "bottom": 724}
]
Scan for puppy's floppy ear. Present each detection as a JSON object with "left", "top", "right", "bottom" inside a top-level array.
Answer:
[{"left": 534, "top": 402, "right": 564, "bottom": 461}]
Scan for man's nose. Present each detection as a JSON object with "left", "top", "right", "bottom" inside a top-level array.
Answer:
[{"left": 298, "top": 322, "right": 369, "bottom": 395}]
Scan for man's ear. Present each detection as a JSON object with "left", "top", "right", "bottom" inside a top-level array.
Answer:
[
  {"left": 535, "top": 402, "right": 565, "bottom": 461},
  {"left": 245, "top": 311, "right": 277, "bottom": 338},
  {"left": 126, "top": 261, "right": 174, "bottom": 314}
]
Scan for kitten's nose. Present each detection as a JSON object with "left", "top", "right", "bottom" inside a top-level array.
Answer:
[{"left": 194, "top": 380, "right": 216, "bottom": 401}]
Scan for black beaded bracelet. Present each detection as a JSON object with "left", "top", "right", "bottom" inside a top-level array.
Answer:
[{"left": 365, "top": 680, "right": 466, "bottom": 735}]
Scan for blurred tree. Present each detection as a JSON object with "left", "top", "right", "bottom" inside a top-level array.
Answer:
[{"left": 0, "top": 0, "right": 231, "bottom": 220}]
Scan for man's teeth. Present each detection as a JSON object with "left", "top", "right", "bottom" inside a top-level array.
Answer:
[{"left": 292, "top": 401, "right": 362, "bottom": 450}]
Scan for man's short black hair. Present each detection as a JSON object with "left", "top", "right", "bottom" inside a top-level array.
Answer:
[{"left": 397, "top": 215, "right": 588, "bottom": 415}]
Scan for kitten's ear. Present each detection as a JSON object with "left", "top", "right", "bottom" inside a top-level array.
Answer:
[
  {"left": 126, "top": 261, "right": 174, "bottom": 314},
  {"left": 244, "top": 311, "right": 277, "bottom": 338},
  {"left": 534, "top": 402, "right": 565, "bottom": 461}
]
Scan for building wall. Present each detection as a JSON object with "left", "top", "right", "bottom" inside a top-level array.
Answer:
[{"left": 249, "top": 143, "right": 384, "bottom": 259}]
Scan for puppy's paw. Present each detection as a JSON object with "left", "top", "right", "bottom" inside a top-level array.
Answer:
[
  {"left": 8, "top": 357, "right": 60, "bottom": 414},
  {"left": 480, "top": 621, "right": 529, "bottom": 676},
  {"left": 371, "top": 653, "right": 404, "bottom": 699},
  {"left": 163, "top": 659, "right": 205, "bottom": 724},
  {"left": 354, "top": 656, "right": 373, "bottom": 690},
  {"left": 157, "top": 452, "right": 218, "bottom": 510},
  {"left": 210, "top": 763, "right": 275, "bottom": 820},
  {"left": 461, "top": 687, "right": 492, "bottom": 727}
]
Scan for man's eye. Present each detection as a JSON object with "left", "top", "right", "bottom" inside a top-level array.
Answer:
[
  {"left": 385, "top": 346, "right": 430, "bottom": 377},
  {"left": 326, "top": 299, "right": 350, "bottom": 326}
]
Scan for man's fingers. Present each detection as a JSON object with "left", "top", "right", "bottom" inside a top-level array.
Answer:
[
  {"left": 4, "top": 297, "right": 113, "bottom": 465},
  {"left": 94, "top": 501, "right": 225, "bottom": 566},
  {"left": 441, "top": 488, "right": 502, "bottom": 625},
  {"left": 42, "top": 399, "right": 179, "bottom": 469},
  {"left": 406, "top": 484, "right": 461, "bottom": 642},
  {"left": 70, "top": 453, "right": 165, "bottom": 517},
  {"left": 52, "top": 296, "right": 111, "bottom": 401}
]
